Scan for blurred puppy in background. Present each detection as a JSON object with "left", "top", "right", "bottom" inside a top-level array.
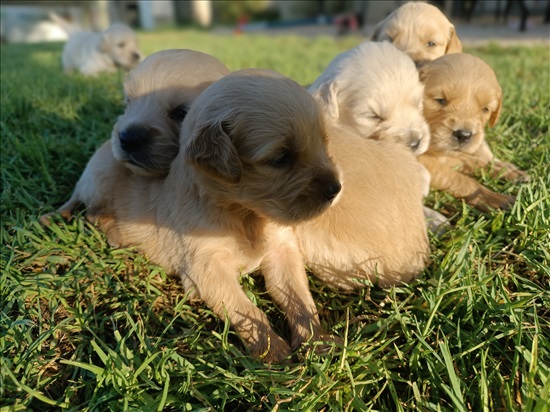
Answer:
[
  {"left": 40, "top": 49, "right": 229, "bottom": 226},
  {"left": 62, "top": 23, "right": 141, "bottom": 75},
  {"left": 418, "top": 53, "right": 529, "bottom": 211},
  {"left": 43, "top": 69, "right": 342, "bottom": 363},
  {"left": 308, "top": 41, "right": 447, "bottom": 231},
  {"left": 371, "top": 1, "right": 462, "bottom": 66}
]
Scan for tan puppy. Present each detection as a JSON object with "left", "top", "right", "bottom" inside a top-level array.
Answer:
[
  {"left": 296, "top": 123, "right": 430, "bottom": 290},
  {"left": 62, "top": 23, "right": 141, "bottom": 75},
  {"left": 308, "top": 41, "right": 447, "bottom": 231},
  {"left": 112, "top": 49, "right": 230, "bottom": 177},
  {"left": 418, "top": 53, "right": 529, "bottom": 211},
  {"left": 44, "top": 69, "right": 342, "bottom": 362},
  {"left": 40, "top": 49, "right": 229, "bottom": 225},
  {"left": 371, "top": 1, "right": 462, "bottom": 66}
]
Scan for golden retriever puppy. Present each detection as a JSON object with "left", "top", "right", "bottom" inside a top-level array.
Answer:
[
  {"left": 62, "top": 23, "right": 141, "bottom": 75},
  {"left": 44, "top": 69, "right": 342, "bottom": 362},
  {"left": 308, "top": 41, "right": 447, "bottom": 231},
  {"left": 371, "top": 1, "right": 462, "bottom": 66},
  {"left": 418, "top": 53, "right": 529, "bottom": 211},
  {"left": 308, "top": 41, "right": 430, "bottom": 156},
  {"left": 40, "top": 49, "right": 229, "bottom": 225},
  {"left": 296, "top": 123, "right": 430, "bottom": 290},
  {"left": 112, "top": 49, "right": 230, "bottom": 177}
]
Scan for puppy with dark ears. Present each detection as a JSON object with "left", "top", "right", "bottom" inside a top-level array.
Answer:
[
  {"left": 44, "top": 69, "right": 342, "bottom": 362},
  {"left": 371, "top": 1, "right": 462, "bottom": 66},
  {"left": 40, "top": 49, "right": 230, "bottom": 227},
  {"left": 418, "top": 53, "right": 529, "bottom": 211},
  {"left": 111, "top": 49, "right": 230, "bottom": 177}
]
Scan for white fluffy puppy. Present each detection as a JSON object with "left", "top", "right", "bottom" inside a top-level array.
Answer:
[
  {"left": 308, "top": 41, "right": 429, "bottom": 156},
  {"left": 62, "top": 23, "right": 141, "bottom": 76},
  {"left": 308, "top": 41, "right": 447, "bottom": 231}
]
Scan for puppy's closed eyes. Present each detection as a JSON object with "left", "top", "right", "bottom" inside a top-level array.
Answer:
[{"left": 418, "top": 53, "right": 529, "bottom": 211}]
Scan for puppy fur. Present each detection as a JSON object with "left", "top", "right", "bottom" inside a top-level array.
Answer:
[
  {"left": 371, "top": 1, "right": 462, "bottom": 66},
  {"left": 308, "top": 41, "right": 430, "bottom": 156},
  {"left": 112, "top": 49, "right": 230, "bottom": 176},
  {"left": 45, "top": 69, "right": 342, "bottom": 362},
  {"left": 418, "top": 53, "right": 529, "bottom": 211},
  {"left": 297, "top": 123, "right": 430, "bottom": 290},
  {"left": 308, "top": 41, "right": 447, "bottom": 231},
  {"left": 62, "top": 23, "right": 141, "bottom": 76},
  {"left": 41, "top": 49, "right": 229, "bottom": 226}
]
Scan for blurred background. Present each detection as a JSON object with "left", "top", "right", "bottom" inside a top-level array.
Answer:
[{"left": 1, "top": 0, "right": 549, "bottom": 44}]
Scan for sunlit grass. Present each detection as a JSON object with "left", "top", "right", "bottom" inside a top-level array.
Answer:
[{"left": 1, "top": 29, "right": 548, "bottom": 411}]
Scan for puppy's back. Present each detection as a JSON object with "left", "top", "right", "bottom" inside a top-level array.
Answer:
[{"left": 297, "top": 125, "right": 429, "bottom": 289}]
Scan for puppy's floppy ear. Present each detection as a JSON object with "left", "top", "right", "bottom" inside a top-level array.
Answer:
[
  {"left": 418, "top": 65, "right": 431, "bottom": 84},
  {"left": 489, "top": 91, "right": 503, "bottom": 128},
  {"left": 371, "top": 21, "right": 384, "bottom": 41},
  {"left": 186, "top": 122, "right": 242, "bottom": 183},
  {"left": 446, "top": 26, "right": 462, "bottom": 54},
  {"left": 311, "top": 81, "right": 339, "bottom": 121},
  {"left": 99, "top": 33, "right": 111, "bottom": 53}
]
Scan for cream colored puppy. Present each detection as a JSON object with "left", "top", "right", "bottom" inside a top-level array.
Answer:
[
  {"left": 308, "top": 41, "right": 430, "bottom": 156},
  {"left": 43, "top": 69, "right": 342, "bottom": 362},
  {"left": 308, "top": 41, "right": 446, "bottom": 231},
  {"left": 112, "top": 49, "right": 230, "bottom": 176},
  {"left": 371, "top": 1, "right": 462, "bottom": 66},
  {"left": 62, "top": 23, "right": 141, "bottom": 75},
  {"left": 297, "top": 123, "right": 429, "bottom": 290}
]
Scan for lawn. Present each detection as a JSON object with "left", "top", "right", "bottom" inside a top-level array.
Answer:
[{"left": 1, "top": 29, "right": 549, "bottom": 411}]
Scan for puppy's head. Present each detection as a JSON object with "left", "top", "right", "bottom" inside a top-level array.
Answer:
[
  {"left": 371, "top": 2, "right": 462, "bottom": 66},
  {"left": 111, "top": 49, "right": 230, "bottom": 176},
  {"left": 309, "top": 41, "right": 430, "bottom": 155},
  {"left": 100, "top": 23, "right": 142, "bottom": 71},
  {"left": 419, "top": 53, "right": 502, "bottom": 154},
  {"left": 183, "top": 69, "right": 342, "bottom": 225}
]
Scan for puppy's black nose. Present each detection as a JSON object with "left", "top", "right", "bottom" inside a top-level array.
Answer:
[
  {"left": 453, "top": 129, "right": 472, "bottom": 143},
  {"left": 119, "top": 125, "right": 154, "bottom": 153},
  {"left": 132, "top": 52, "right": 141, "bottom": 61},
  {"left": 324, "top": 182, "right": 342, "bottom": 202}
]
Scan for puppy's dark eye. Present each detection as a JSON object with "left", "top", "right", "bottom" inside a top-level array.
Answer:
[
  {"left": 435, "top": 98, "right": 447, "bottom": 106},
  {"left": 117, "top": 42, "right": 126, "bottom": 48},
  {"left": 269, "top": 151, "right": 293, "bottom": 168},
  {"left": 370, "top": 113, "right": 384, "bottom": 121},
  {"left": 482, "top": 107, "right": 490, "bottom": 113},
  {"left": 426, "top": 41, "right": 436, "bottom": 47},
  {"left": 168, "top": 105, "right": 188, "bottom": 122}
]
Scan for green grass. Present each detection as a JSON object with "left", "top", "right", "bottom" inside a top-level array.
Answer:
[{"left": 1, "top": 30, "right": 549, "bottom": 411}]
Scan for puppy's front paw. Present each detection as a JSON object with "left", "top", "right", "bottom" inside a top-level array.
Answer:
[
  {"left": 495, "top": 161, "right": 530, "bottom": 183},
  {"left": 472, "top": 189, "right": 516, "bottom": 212},
  {"left": 503, "top": 168, "right": 530, "bottom": 183},
  {"left": 253, "top": 332, "right": 291, "bottom": 363}
]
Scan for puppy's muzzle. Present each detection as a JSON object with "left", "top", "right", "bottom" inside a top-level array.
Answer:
[
  {"left": 119, "top": 125, "right": 159, "bottom": 153},
  {"left": 316, "top": 173, "right": 342, "bottom": 203},
  {"left": 452, "top": 129, "right": 472, "bottom": 144}
]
